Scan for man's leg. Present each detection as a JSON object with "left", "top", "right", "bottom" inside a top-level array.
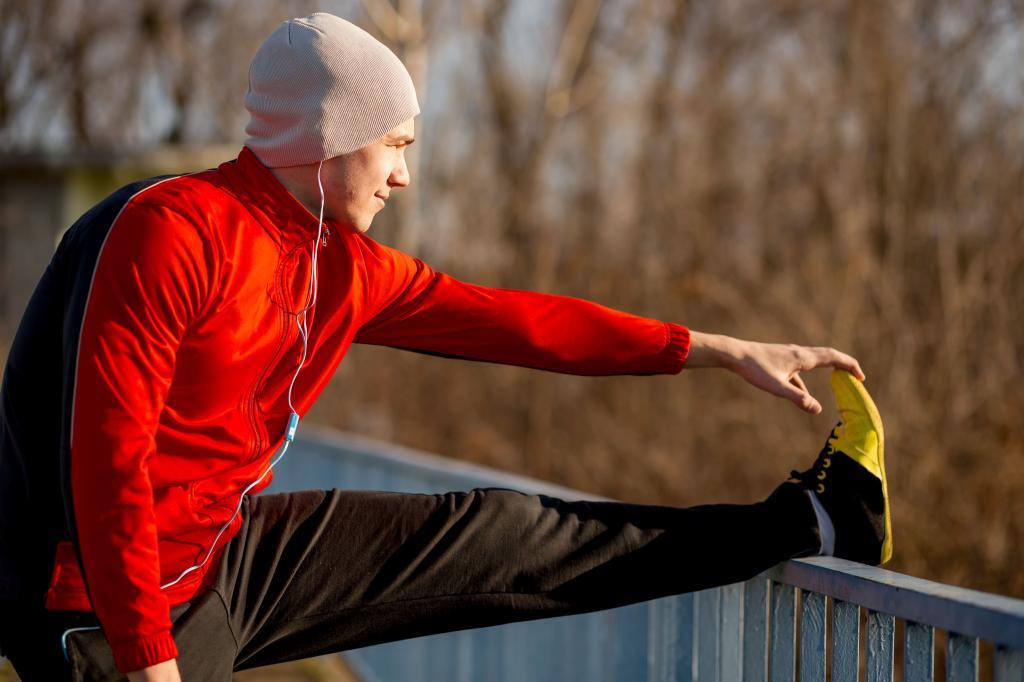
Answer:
[
  {"left": 0, "top": 483, "right": 819, "bottom": 680},
  {"left": 221, "top": 369, "right": 890, "bottom": 673},
  {"left": 217, "top": 483, "right": 821, "bottom": 671}
]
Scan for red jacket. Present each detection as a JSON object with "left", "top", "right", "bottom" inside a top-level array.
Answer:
[{"left": 0, "top": 147, "right": 690, "bottom": 672}]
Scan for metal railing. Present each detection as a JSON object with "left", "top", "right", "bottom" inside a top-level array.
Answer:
[{"left": 264, "top": 426, "right": 1024, "bottom": 681}]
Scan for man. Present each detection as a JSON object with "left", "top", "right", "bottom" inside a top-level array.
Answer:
[{"left": 0, "top": 13, "right": 890, "bottom": 681}]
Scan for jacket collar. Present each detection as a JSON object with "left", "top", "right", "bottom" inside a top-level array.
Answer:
[{"left": 218, "top": 147, "right": 333, "bottom": 245}]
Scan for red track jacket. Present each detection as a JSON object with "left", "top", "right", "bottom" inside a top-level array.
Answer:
[{"left": 0, "top": 147, "right": 690, "bottom": 672}]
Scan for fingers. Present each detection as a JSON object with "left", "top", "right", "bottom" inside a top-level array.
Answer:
[
  {"left": 781, "top": 373, "right": 823, "bottom": 414},
  {"left": 735, "top": 340, "right": 863, "bottom": 414},
  {"left": 807, "top": 346, "right": 866, "bottom": 381},
  {"left": 790, "top": 373, "right": 808, "bottom": 393}
]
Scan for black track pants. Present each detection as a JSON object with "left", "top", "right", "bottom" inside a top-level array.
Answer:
[{"left": 0, "top": 484, "right": 819, "bottom": 680}]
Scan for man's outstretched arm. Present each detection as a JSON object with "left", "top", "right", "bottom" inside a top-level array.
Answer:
[
  {"left": 353, "top": 236, "right": 689, "bottom": 376},
  {"left": 352, "top": 237, "right": 863, "bottom": 411}
]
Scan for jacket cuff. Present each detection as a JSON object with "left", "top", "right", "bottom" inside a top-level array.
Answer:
[
  {"left": 111, "top": 631, "right": 178, "bottom": 674},
  {"left": 661, "top": 322, "right": 691, "bottom": 374}
]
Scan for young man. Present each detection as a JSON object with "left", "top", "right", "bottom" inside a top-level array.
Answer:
[{"left": 0, "top": 14, "right": 890, "bottom": 682}]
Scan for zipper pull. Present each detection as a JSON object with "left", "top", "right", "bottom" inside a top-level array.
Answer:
[{"left": 321, "top": 226, "right": 330, "bottom": 247}]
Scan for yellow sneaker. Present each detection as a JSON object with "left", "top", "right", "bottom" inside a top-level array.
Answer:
[{"left": 791, "top": 369, "right": 891, "bottom": 565}]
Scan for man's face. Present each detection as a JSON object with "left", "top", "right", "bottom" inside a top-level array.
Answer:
[{"left": 321, "top": 118, "right": 415, "bottom": 232}]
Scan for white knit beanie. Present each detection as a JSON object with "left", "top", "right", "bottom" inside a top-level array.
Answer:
[{"left": 244, "top": 13, "right": 420, "bottom": 168}]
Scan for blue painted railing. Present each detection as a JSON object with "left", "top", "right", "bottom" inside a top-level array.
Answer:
[{"left": 269, "top": 426, "right": 1024, "bottom": 681}]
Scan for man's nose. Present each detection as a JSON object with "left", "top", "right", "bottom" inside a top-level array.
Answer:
[{"left": 389, "top": 155, "right": 410, "bottom": 188}]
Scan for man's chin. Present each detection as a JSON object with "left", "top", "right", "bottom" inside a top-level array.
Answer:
[{"left": 332, "top": 215, "right": 372, "bottom": 234}]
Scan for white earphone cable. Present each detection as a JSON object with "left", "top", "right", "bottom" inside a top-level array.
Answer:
[
  {"left": 62, "top": 163, "right": 329, "bottom": 657},
  {"left": 159, "top": 160, "right": 326, "bottom": 592}
]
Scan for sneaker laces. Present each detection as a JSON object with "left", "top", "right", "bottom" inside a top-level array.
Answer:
[{"left": 790, "top": 422, "right": 842, "bottom": 494}]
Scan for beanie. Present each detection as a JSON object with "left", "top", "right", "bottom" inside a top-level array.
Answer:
[{"left": 244, "top": 13, "right": 420, "bottom": 168}]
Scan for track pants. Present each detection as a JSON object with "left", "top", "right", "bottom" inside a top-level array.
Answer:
[{"left": 0, "top": 484, "right": 820, "bottom": 680}]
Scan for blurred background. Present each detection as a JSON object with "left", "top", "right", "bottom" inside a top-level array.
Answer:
[{"left": 0, "top": 0, "right": 1022, "bottom": 667}]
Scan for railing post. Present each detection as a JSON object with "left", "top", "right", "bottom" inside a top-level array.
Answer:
[
  {"left": 903, "top": 622, "right": 934, "bottom": 682},
  {"left": 769, "top": 582, "right": 797, "bottom": 682},
  {"left": 647, "top": 597, "right": 674, "bottom": 682},
  {"left": 677, "top": 593, "right": 696, "bottom": 681},
  {"left": 614, "top": 604, "right": 649, "bottom": 681},
  {"left": 647, "top": 595, "right": 694, "bottom": 682},
  {"left": 947, "top": 633, "right": 978, "bottom": 681},
  {"left": 720, "top": 582, "right": 744, "bottom": 682},
  {"left": 831, "top": 600, "right": 859, "bottom": 682},
  {"left": 799, "top": 591, "right": 827, "bottom": 681},
  {"left": 866, "top": 611, "right": 895, "bottom": 682},
  {"left": 742, "top": 576, "right": 769, "bottom": 682},
  {"left": 696, "top": 588, "right": 721, "bottom": 681},
  {"left": 995, "top": 645, "right": 1024, "bottom": 682}
]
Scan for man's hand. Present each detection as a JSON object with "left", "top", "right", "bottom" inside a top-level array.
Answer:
[
  {"left": 686, "top": 331, "right": 866, "bottom": 414},
  {"left": 127, "top": 659, "right": 182, "bottom": 682}
]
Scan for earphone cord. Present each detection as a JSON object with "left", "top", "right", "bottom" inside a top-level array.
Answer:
[
  {"left": 159, "top": 160, "right": 327, "bottom": 593},
  {"left": 62, "top": 162, "right": 328, "bottom": 658}
]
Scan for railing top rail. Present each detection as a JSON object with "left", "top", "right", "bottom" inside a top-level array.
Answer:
[
  {"left": 298, "top": 425, "right": 1024, "bottom": 650},
  {"left": 301, "top": 425, "right": 605, "bottom": 501},
  {"left": 769, "top": 557, "right": 1024, "bottom": 648}
]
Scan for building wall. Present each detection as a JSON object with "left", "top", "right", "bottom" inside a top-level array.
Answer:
[
  {"left": 0, "top": 170, "right": 67, "bottom": 344},
  {"left": 0, "top": 146, "right": 237, "bottom": 360}
]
